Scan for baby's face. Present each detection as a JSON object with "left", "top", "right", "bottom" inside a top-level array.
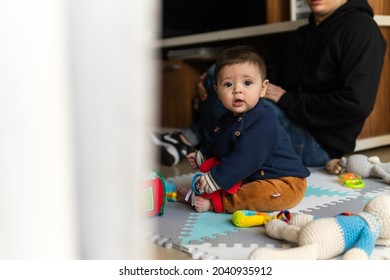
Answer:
[{"left": 214, "top": 62, "right": 268, "bottom": 115}]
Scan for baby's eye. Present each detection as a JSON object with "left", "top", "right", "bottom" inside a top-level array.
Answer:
[
  {"left": 245, "top": 81, "right": 253, "bottom": 86},
  {"left": 223, "top": 82, "right": 233, "bottom": 87}
]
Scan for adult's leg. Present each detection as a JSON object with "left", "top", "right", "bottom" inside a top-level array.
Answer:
[
  {"left": 198, "top": 64, "right": 227, "bottom": 147},
  {"left": 177, "top": 64, "right": 227, "bottom": 148},
  {"left": 181, "top": 120, "right": 202, "bottom": 147},
  {"left": 262, "top": 99, "right": 330, "bottom": 167}
]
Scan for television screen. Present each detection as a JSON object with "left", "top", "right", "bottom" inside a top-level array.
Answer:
[{"left": 162, "top": 0, "right": 266, "bottom": 38}]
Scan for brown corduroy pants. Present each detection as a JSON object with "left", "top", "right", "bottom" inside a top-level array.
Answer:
[{"left": 220, "top": 177, "right": 306, "bottom": 213}]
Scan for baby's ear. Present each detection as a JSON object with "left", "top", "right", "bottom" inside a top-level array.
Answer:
[{"left": 260, "top": 79, "right": 269, "bottom": 97}]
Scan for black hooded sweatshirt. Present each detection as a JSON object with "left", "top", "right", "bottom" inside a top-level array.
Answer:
[{"left": 272, "top": 0, "right": 387, "bottom": 159}]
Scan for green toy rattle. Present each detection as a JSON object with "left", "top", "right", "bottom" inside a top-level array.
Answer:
[{"left": 338, "top": 172, "right": 365, "bottom": 189}]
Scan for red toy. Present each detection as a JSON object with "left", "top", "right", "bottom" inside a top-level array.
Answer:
[
  {"left": 141, "top": 172, "right": 166, "bottom": 217},
  {"left": 195, "top": 157, "right": 241, "bottom": 213}
]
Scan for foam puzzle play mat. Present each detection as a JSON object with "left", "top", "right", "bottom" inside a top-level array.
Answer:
[{"left": 146, "top": 168, "right": 390, "bottom": 260}]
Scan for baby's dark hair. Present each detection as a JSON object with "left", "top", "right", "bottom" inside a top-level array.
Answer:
[{"left": 214, "top": 45, "right": 267, "bottom": 84}]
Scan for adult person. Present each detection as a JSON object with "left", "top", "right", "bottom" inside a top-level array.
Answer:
[{"left": 154, "top": 0, "right": 387, "bottom": 173}]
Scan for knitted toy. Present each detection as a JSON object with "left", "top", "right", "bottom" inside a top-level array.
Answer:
[
  {"left": 249, "top": 195, "right": 390, "bottom": 260},
  {"left": 339, "top": 154, "right": 390, "bottom": 184}
]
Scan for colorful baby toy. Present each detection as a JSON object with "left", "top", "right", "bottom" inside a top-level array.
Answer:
[
  {"left": 232, "top": 210, "right": 273, "bottom": 227},
  {"left": 339, "top": 154, "right": 390, "bottom": 184},
  {"left": 249, "top": 195, "right": 390, "bottom": 260},
  {"left": 185, "top": 157, "right": 241, "bottom": 212},
  {"left": 191, "top": 173, "right": 204, "bottom": 195},
  {"left": 164, "top": 178, "right": 178, "bottom": 202},
  {"left": 232, "top": 209, "right": 291, "bottom": 228},
  {"left": 338, "top": 172, "right": 365, "bottom": 189},
  {"left": 142, "top": 171, "right": 166, "bottom": 217}
]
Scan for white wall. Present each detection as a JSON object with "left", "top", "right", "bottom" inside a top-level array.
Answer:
[
  {"left": 68, "top": 0, "right": 159, "bottom": 259},
  {"left": 0, "top": 0, "right": 158, "bottom": 259}
]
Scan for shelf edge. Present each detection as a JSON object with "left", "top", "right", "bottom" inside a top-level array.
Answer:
[
  {"left": 159, "top": 20, "right": 307, "bottom": 48},
  {"left": 159, "top": 15, "right": 390, "bottom": 49}
]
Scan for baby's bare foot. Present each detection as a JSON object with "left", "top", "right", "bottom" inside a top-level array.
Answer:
[
  {"left": 326, "top": 159, "right": 342, "bottom": 175},
  {"left": 194, "top": 196, "right": 211, "bottom": 212}
]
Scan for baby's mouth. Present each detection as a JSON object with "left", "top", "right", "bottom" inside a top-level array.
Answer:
[{"left": 233, "top": 99, "right": 244, "bottom": 106}]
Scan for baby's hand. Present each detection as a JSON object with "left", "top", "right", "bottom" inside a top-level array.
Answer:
[
  {"left": 186, "top": 152, "right": 197, "bottom": 169},
  {"left": 197, "top": 175, "right": 213, "bottom": 194}
]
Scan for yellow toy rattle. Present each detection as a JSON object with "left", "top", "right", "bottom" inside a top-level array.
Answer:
[{"left": 338, "top": 172, "right": 365, "bottom": 189}]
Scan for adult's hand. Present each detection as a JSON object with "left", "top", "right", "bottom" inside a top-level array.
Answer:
[
  {"left": 264, "top": 83, "right": 286, "bottom": 103},
  {"left": 197, "top": 72, "right": 208, "bottom": 101},
  {"left": 186, "top": 152, "right": 198, "bottom": 169}
]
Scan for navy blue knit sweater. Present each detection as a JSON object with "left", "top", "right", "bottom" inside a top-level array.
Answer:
[{"left": 200, "top": 100, "right": 310, "bottom": 191}]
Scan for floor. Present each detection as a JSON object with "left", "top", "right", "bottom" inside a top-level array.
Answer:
[{"left": 148, "top": 144, "right": 390, "bottom": 259}]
